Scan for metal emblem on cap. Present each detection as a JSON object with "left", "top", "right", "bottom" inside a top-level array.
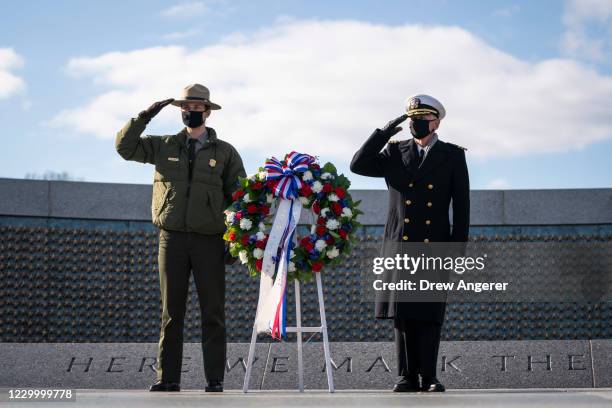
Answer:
[
  {"left": 409, "top": 97, "right": 421, "bottom": 110},
  {"left": 209, "top": 159, "right": 217, "bottom": 167}
]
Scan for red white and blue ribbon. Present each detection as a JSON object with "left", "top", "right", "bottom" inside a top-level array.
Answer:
[
  {"left": 264, "top": 152, "right": 315, "bottom": 200},
  {"left": 254, "top": 152, "right": 314, "bottom": 339}
]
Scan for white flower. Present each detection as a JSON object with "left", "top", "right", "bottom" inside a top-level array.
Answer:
[
  {"left": 258, "top": 171, "right": 267, "bottom": 180},
  {"left": 240, "top": 218, "right": 253, "bottom": 231},
  {"left": 302, "top": 171, "right": 313, "bottom": 181},
  {"left": 328, "top": 193, "right": 339, "bottom": 202},
  {"left": 299, "top": 196, "right": 309, "bottom": 206},
  {"left": 326, "top": 219, "right": 340, "bottom": 230},
  {"left": 326, "top": 247, "right": 340, "bottom": 259},
  {"left": 243, "top": 193, "right": 252, "bottom": 203},
  {"left": 225, "top": 211, "right": 236, "bottom": 223},
  {"left": 256, "top": 231, "right": 265, "bottom": 241},
  {"left": 290, "top": 250, "right": 296, "bottom": 259},
  {"left": 238, "top": 250, "right": 248, "bottom": 264},
  {"left": 253, "top": 248, "right": 264, "bottom": 259},
  {"left": 266, "top": 193, "right": 274, "bottom": 204},
  {"left": 312, "top": 181, "right": 323, "bottom": 193},
  {"left": 321, "top": 172, "right": 333, "bottom": 180},
  {"left": 288, "top": 261, "right": 297, "bottom": 272},
  {"left": 258, "top": 222, "right": 266, "bottom": 232},
  {"left": 320, "top": 207, "right": 330, "bottom": 218},
  {"left": 311, "top": 225, "right": 317, "bottom": 235},
  {"left": 315, "top": 239, "right": 327, "bottom": 251},
  {"left": 342, "top": 208, "right": 353, "bottom": 219}
]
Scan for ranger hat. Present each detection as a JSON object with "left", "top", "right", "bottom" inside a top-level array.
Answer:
[
  {"left": 171, "top": 83, "right": 222, "bottom": 110},
  {"left": 405, "top": 94, "right": 445, "bottom": 119}
]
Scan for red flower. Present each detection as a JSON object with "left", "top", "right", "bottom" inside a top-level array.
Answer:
[
  {"left": 247, "top": 204, "right": 258, "bottom": 214},
  {"left": 301, "top": 237, "right": 314, "bottom": 252},
  {"left": 316, "top": 226, "right": 326, "bottom": 236},
  {"left": 228, "top": 231, "right": 236, "bottom": 241},
  {"left": 325, "top": 235, "right": 335, "bottom": 245},
  {"left": 255, "top": 240, "right": 266, "bottom": 249},
  {"left": 317, "top": 217, "right": 326, "bottom": 226},
  {"left": 266, "top": 180, "right": 278, "bottom": 189},
  {"left": 339, "top": 230, "right": 348, "bottom": 239},
  {"left": 331, "top": 202, "right": 342, "bottom": 215},
  {"left": 256, "top": 259, "right": 263, "bottom": 271},
  {"left": 311, "top": 262, "right": 323, "bottom": 272},
  {"left": 241, "top": 235, "right": 250, "bottom": 245},
  {"left": 252, "top": 181, "right": 263, "bottom": 190},
  {"left": 235, "top": 212, "right": 243, "bottom": 220},
  {"left": 312, "top": 201, "right": 321, "bottom": 214},
  {"left": 311, "top": 163, "right": 320, "bottom": 170},
  {"left": 261, "top": 205, "right": 270, "bottom": 216},
  {"left": 232, "top": 190, "right": 245, "bottom": 200},
  {"left": 323, "top": 183, "right": 333, "bottom": 193},
  {"left": 300, "top": 184, "right": 313, "bottom": 197},
  {"left": 335, "top": 187, "right": 346, "bottom": 199}
]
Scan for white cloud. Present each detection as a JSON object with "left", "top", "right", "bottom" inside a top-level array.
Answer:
[
  {"left": 162, "top": 29, "right": 201, "bottom": 41},
  {"left": 0, "top": 48, "right": 25, "bottom": 100},
  {"left": 562, "top": 0, "right": 612, "bottom": 61},
  {"left": 487, "top": 178, "right": 510, "bottom": 189},
  {"left": 160, "top": 2, "right": 208, "bottom": 18},
  {"left": 49, "top": 19, "right": 612, "bottom": 165}
]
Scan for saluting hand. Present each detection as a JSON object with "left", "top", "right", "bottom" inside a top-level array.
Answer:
[
  {"left": 137, "top": 98, "right": 175, "bottom": 124},
  {"left": 380, "top": 114, "right": 408, "bottom": 137}
]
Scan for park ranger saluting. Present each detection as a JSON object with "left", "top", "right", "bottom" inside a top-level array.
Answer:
[
  {"left": 115, "top": 84, "right": 246, "bottom": 393},
  {"left": 350, "top": 94, "right": 470, "bottom": 393}
]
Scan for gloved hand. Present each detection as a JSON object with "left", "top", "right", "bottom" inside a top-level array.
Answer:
[
  {"left": 137, "top": 98, "right": 175, "bottom": 124},
  {"left": 380, "top": 114, "right": 408, "bottom": 137}
]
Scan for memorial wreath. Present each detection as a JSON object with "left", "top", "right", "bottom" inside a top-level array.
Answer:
[{"left": 223, "top": 151, "right": 362, "bottom": 282}]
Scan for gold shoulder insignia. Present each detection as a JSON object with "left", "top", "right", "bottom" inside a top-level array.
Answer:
[
  {"left": 449, "top": 142, "right": 467, "bottom": 151},
  {"left": 388, "top": 139, "right": 400, "bottom": 144}
]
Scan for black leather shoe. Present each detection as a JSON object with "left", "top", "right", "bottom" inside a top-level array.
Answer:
[
  {"left": 149, "top": 380, "right": 180, "bottom": 392},
  {"left": 421, "top": 378, "right": 445, "bottom": 392},
  {"left": 393, "top": 376, "right": 420, "bottom": 392},
  {"left": 205, "top": 380, "right": 223, "bottom": 392}
]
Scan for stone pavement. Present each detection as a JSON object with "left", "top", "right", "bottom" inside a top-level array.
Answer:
[{"left": 2, "top": 389, "right": 612, "bottom": 408}]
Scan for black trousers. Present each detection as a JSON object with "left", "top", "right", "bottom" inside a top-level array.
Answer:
[
  {"left": 394, "top": 317, "right": 442, "bottom": 382},
  {"left": 156, "top": 229, "right": 226, "bottom": 383}
]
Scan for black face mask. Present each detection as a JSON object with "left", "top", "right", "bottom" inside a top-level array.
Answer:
[
  {"left": 182, "top": 110, "right": 205, "bottom": 128},
  {"left": 410, "top": 118, "right": 432, "bottom": 139}
]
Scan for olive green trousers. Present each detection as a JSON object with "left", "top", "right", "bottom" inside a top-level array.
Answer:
[{"left": 156, "top": 228, "right": 226, "bottom": 383}]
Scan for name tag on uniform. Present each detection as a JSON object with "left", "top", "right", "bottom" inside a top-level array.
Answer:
[{"left": 168, "top": 157, "right": 179, "bottom": 162}]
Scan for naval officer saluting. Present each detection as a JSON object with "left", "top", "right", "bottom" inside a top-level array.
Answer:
[{"left": 350, "top": 94, "right": 470, "bottom": 392}]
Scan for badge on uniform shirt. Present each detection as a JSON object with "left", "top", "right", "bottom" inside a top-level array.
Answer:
[
  {"left": 209, "top": 159, "right": 217, "bottom": 167},
  {"left": 168, "top": 157, "right": 179, "bottom": 162}
]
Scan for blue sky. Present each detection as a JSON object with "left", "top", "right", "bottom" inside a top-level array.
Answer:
[{"left": 1, "top": 0, "right": 611, "bottom": 189}]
